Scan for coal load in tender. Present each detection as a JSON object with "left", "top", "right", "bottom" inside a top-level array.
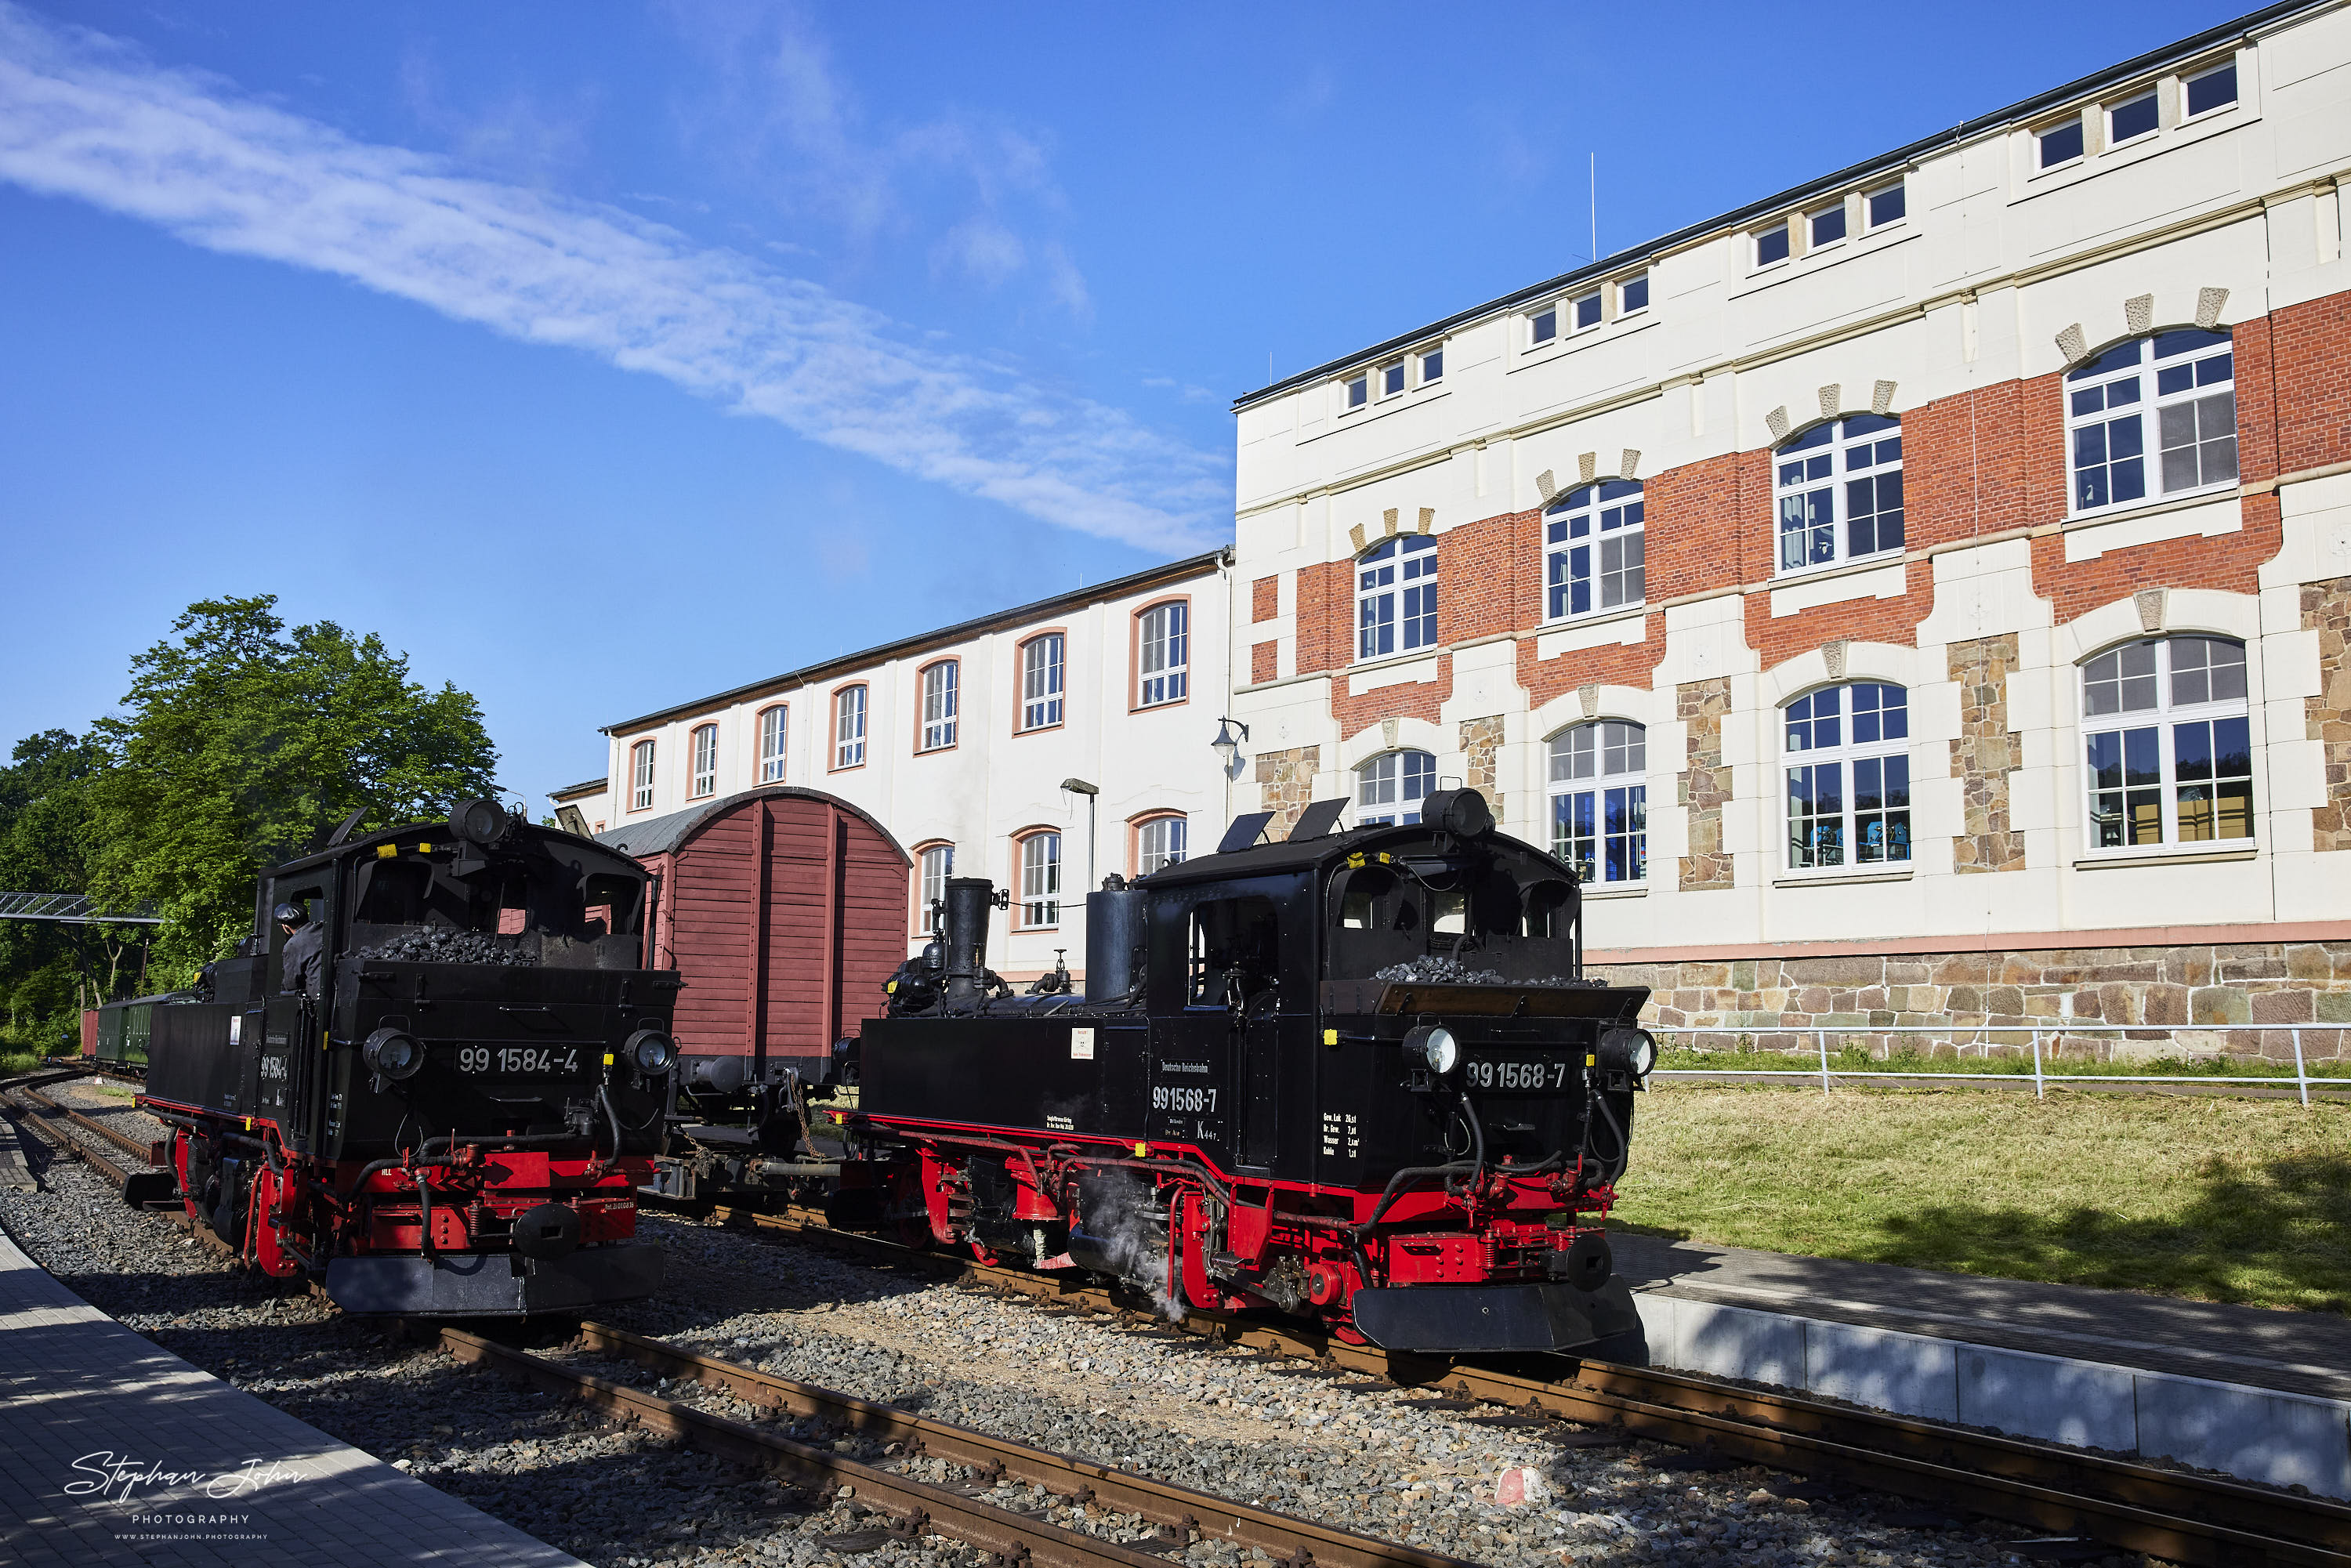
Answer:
[
  {"left": 355, "top": 929, "right": 535, "bottom": 966},
  {"left": 1372, "top": 955, "right": 1601, "bottom": 988}
]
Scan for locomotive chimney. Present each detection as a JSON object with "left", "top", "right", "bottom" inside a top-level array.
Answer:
[
  {"left": 1084, "top": 879, "right": 1145, "bottom": 1002},
  {"left": 941, "top": 876, "right": 996, "bottom": 1006}
]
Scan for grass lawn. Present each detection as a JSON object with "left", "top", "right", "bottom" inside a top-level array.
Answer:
[{"left": 1608, "top": 1086, "right": 2351, "bottom": 1314}]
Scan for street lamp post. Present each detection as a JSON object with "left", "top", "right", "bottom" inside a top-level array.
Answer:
[{"left": 1060, "top": 777, "right": 1099, "bottom": 893}]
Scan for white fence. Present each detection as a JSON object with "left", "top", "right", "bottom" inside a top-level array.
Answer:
[{"left": 1649, "top": 1024, "right": 2339, "bottom": 1106}]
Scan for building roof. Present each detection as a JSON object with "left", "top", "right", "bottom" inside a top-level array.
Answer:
[
  {"left": 600, "top": 549, "right": 1227, "bottom": 737},
  {"left": 593, "top": 784, "right": 911, "bottom": 866},
  {"left": 549, "top": 777, "right": 608, "bottom": 802},
  {"left": 1230, "top": 0, "right": 2317, "bottom": 411}
]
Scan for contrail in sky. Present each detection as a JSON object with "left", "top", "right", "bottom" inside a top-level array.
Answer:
[{"left": 0, "top": 5, "right": 1228, "bottom": 552}]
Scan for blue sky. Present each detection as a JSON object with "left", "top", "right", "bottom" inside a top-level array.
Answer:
[{"left": 0, "top": 0, "right": 2248, "bottom": 806}]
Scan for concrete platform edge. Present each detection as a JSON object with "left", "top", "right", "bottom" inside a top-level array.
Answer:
[{"left": 1632, "top": 1292, "right": 2351, "bottom": 1499}]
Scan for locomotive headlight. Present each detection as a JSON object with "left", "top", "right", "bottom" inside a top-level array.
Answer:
[
  {"left": 361, "top": 1027, "right": 424, "bottom": 1081},
  {"left": 1597, "top": 1026, "right": 1658, "bottom": 1078},
  {"left": 626, "top": 1028, "right": 677, "bottom": 1075},
  {"left": 1404, "top": 1024, "right": 1460, "bottom": 1076}
]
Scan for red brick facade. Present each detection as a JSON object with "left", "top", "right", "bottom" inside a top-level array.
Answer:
[
  {"left": 1277, "top": 295, "right": 2351, "bottom": 748},
  {"left": 1250, "top": 574, "right": 1280, "bottom": 623}
]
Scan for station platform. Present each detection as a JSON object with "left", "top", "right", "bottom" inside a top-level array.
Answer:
[
  {"left": 0, "top": 1229, "right": 584, "bottom": 1567},
  {"left": 1614, "top": 1231, "right": 2351, "bottom": 1497}
]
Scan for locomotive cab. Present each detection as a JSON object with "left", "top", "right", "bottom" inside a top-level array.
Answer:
[
  {"left": 140, "top": 800, "right": 679, "bottom": 1316},
  {"left": 859, "top": 788, "right": 1654, "bottom": 1356}
]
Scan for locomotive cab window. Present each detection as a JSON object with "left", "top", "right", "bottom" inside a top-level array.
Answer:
[{"left": 1187, "top": 896, "right": 1282, "bottom": 1009}]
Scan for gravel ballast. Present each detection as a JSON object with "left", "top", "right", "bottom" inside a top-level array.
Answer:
[{"left": 2, "top": 1077, "right": 2147, "bottom": 1567}]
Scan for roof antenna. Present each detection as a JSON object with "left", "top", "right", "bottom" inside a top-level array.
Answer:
[{"left": 1590, "top": 152, "right": 1599, "bottom": 263}]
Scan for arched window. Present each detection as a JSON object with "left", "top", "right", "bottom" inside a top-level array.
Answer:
[
  {"left": 757, "top": 705, "right": 788, "bottom": 783},
  {"left": 689, "top": 723, "right": 718, "bottom": 799},
  {"left": 1137, "top": 600, "right": 1189, "bottom": 708},
  {"left": 629, "top": 739, "right": 656, "bottom": 812},
  {"left": 1016, "top": 831, "right": 1062, "bottom": 927},
  {"left": 1545, "top": 482, "right": 1644, "bottom": 619},
  {"left": 1135, "top": 813, "right": 1188, "bottom": 874},
  {"left": 919, "top": 661, "right": 958, "bottom": 751},
  {"left": 2082, "top": 636, "right": 2251, "bottom": 849},
  {"left": 915, "top": 842, "right": 954, "bottom": 935},
  {"left": 1784, "top": 683, "right": 1911, "bottom": 868},
  {"left": 1775, "top": 415, "right": 1903, "bottom": 573},
  {"left": 1358, "top": 750, "right": 1435, "bottom": 826},
  {"left": 1549, "top": 722, "right": 1646, "bottom": 884},
  {"left": 2067, "top": 329, "right": 2235, "bottom": 516},
  {"left": 834, "top": 686, "right": 868, "bottom": 770},
  {"left": 1020, "top": 634, "right": 1065, "bottom": 730},
  {"left": 1357, "top": 534, "right": 1437, "bottom": 661}
]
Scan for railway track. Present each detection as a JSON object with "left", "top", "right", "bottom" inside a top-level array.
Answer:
[
  {"left": 699, "top": 1201, "right": 2351, "bottom": 1568},
  {"left": 426, "top": 1317, "right": 1477, "bottom": 1568},
  {"left": 0, "top": 1081, "right": 176, "bottom": 1204}
]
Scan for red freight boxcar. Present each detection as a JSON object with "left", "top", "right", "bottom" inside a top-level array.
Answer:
[{"left": 597, "top": 787, "right": 911, "bottom": 1203}]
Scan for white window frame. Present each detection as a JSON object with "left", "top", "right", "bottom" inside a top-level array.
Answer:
[
  {"left": 919, "top": 661, "right": 958, "bottom": 752},
  {"left": 689, "top": 723, "right": 718, "bottom": 799},
  {"left": 1357, "top": 750, "right": 1435, "bottom": 827},
  {"left": 1617, "top": 273, "right": 1649, "bottom": 315},
  {"left": 1377, "top": 358, "right": 1407, "bottom": 400},
  {"left": 1356, "top": 534, "right": 1438, "bottom": 662},
  {"left": 1774, "top": 415, "right": 1904, "bottom": 576},
  {"left": 1018, "top": 831, "right": 1062, "bottom": 927},
  {"left": 1417, "top": 345, "right": 1444, "bottom": 385},
  {"left": 2081, "top": 636, "right": 2253, "bottom": 853},
  {"left": 1549, "top": 722, "right": 1647, "bottom": 886},
  {"left": 1136, "top": 815, "right": 1187, "bottom": 875},
  {"left": 834, "top": 686, "right": 867, "bottom": 770},
  {"left": 1754, "top": 223, "right": 1790, "bottom": 268},
  {"left": 2037, "top": 114, "right": 2085, "bottom": 170},
  {"left": 917, "top": 843, "right": 954, "bottom": 933},
  {"left": 1529, "top": 304, "right": 1558, "bottom": 347},
  {"left": 1137, "top": 602, "right": 1188, "bottom": 708},
  {"left": 630, "top": 740, "right": 655, "bottom": 812},
  {"left": 1571, "top": 290, "right": 1603, "bottom": 331},
  {"left": 1806, "top": 200, "right": 1847, "bottom": 250},
  {"left": 2183, "top": 60, "right": 2238, "bottom": 121},
  {"left": 1783, "top": 683, "right": 1913, "bottom": 871},
  {"left": 2106, "top": 88, "right": 2159, "bottom": 148},
  {"left": 1020, "top": 635, "right": 1066, "bottom": 730},
  {"left": 1545, "top": 481, "right": 1645, "bottom": 621},
  {"left": 758, "top": 704, "right": 787, "bottom": 784},
  {"left": 1342, "top": 372, "right": 1368, "bottom": 411},
  {"left": 2065, "top": 329, "right": 2237, "bottom": 519},
  {"left": 1865, "top": 180, "right": 1906, "bottom": 230}
]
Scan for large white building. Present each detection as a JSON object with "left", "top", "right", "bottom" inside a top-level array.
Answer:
[
  {"left": 553, "top": 552, "right": 1233, "bottom": 982},
  {"left": 1218, "top": 1, "right": 2351, "bottom": 1042}
]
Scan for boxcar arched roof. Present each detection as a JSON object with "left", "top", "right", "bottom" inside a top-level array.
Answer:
[{"left": 595, "top": 785, "right": 911, "bottom": 866}]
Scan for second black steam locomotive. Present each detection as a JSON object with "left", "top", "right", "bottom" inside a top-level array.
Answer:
[
  {"left": 137, "top": 800, "right": 681, "bottom": 1316},
  {"left": 853, "top": 788, "right": 1656, "bottom": 1355}
]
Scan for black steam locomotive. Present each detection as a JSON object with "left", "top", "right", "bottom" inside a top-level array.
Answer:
[
  {"left": 138, "top": 800, "right": 680, "bottom": 1316},
  {"left": 855, "top": 788, "right": 1655, "bottom": 1355}
]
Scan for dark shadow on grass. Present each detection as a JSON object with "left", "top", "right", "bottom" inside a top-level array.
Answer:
[{"left": 1853, "top": 1150, "right": 2351, "bottom": 1314}]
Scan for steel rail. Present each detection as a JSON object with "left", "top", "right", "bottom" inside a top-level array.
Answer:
[
  {"left": 429, "top": 1324, "right": 1466, "bottom": 1568},
  {"left": 2, "top": 1091, "right": 136, "bottom": 1193},
  {"left": 12, "top": 1083, "right": 167, "bottom": 1166},
  {"left": 701, "top": 1202, "right": 2351, "bottom": 1568},
  {"left": 569, "top": 1319, "right": 1473, "bottom": 1568}
]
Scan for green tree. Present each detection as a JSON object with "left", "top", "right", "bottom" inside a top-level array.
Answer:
[
  {"left": 0, "top": 729, "right": 130, "bottom": 1048},
  {"left": 84, "top": 596, "right": 500, "bottom": 977}
]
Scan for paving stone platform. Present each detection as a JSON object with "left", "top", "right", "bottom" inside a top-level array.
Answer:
[
  {"left": 1613, "top": 1231, "right": 2351, "bottom": 1403},
  {"left": 0, "top": 1229, "right": 585, "bottom": 1567}
]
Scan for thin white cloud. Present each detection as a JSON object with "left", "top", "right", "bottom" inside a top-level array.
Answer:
[{"left": 0, "top": 5, "right": 1224, "bottom": 552}]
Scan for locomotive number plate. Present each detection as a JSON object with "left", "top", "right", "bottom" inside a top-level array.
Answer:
[
  {"left": 1463, "top": 1056, "right": 1572, "bottom": 1092},
  {"left": 455, "top": 1045, "right": 585, "bottom": 1077},
  {"left": 1150, "top": 1085, "right": 1219, "bottom": 1114}
]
